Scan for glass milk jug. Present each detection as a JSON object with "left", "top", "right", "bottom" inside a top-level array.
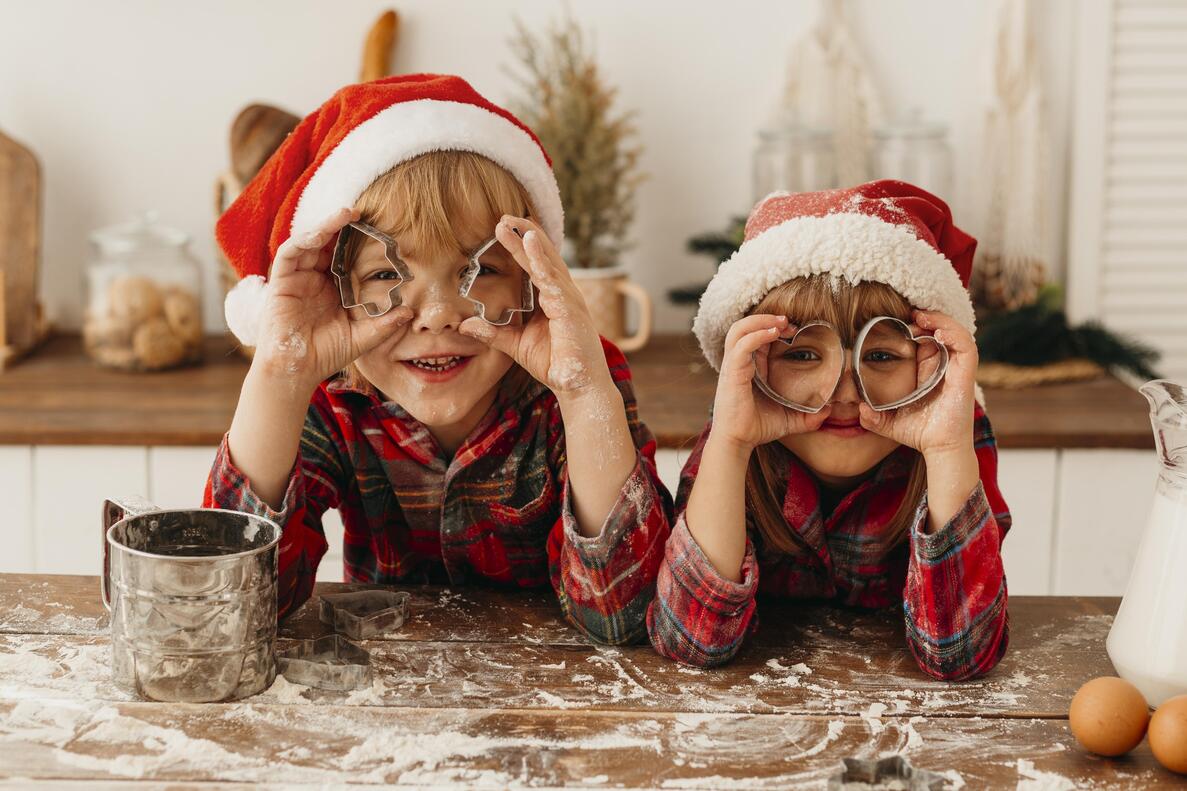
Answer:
[{"left": 1107, "top": 380, "right": 1187, "bottom": 706}]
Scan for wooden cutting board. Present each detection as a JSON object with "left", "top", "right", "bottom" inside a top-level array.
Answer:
[{"left": 0, "top": 126, "right": 45, "bottom": 367}]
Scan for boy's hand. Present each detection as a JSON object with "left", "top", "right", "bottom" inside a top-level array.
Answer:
[
  {"left": 710, "top": 315, "right": 832, "bottom": 454},
  {"left": 458, "top": 215, "right": 613, "bottom": 399},
  {"left": 857, "top": 310, "right": 976, "bottom": 459},
  {"left": 254, "top": 207, "right": 413, "bottom": 390}
]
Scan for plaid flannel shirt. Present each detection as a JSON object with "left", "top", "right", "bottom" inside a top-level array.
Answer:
[
  {"left": 646, "top": 403, "right": 1011, "bottom": 680},
  {"left": 203, "top": 338, "right": 673, "bottom": 645}
]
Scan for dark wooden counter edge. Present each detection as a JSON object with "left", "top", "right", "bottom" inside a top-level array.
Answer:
[{"left": 0, "top": 333, "right": 1155, "bottom": 449}]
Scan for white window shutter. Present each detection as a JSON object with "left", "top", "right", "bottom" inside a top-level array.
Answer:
[{"left": 1067, "top": 0, "right": 1187, "bottom": 380}]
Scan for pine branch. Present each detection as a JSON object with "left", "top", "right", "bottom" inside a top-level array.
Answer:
[{"left": 508, "top": 15, "right": 643, "bottom": 268}]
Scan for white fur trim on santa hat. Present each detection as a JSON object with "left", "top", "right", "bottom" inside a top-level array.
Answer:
[
  {"left": 693, "top": 212, "right": 976, "bottom": 371},
  {"left": 290, "top": 99, "right": 564, "bottom": 244},
  {"left": 225, "top": 274, "right": 266, "bottom": 347}
]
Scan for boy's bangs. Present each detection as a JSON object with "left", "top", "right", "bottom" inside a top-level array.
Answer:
[{"left": 353, "top": 151, "right": 533, "bottom": 259}]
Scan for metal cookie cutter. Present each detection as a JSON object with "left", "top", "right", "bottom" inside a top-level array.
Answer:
[
  {"left": 458, "top": 236, "right": 535, "bottom": 326},
  {"left": 319, "top": 590, "right": 411, "bottom": 640},
  {"left": 330, "top": 221, "right": 413, "bottom": 317},
  {"left": 828, "top": 755, "right": 949, "bottom": 790},
  {"left": 276, "top": 634, "right": 373, "bottom": 691}
]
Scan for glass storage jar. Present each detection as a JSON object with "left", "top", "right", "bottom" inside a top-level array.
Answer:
[
  {"left": 752, "top": 114, "right": 836, "bottom": 204},
  {"left": 870, "top": 108, "right": 953, "bottom": 198},
  {"left": 83, "top": 213, "right": 204, "bottom": 371}
]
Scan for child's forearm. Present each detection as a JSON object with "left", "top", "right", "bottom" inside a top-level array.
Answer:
[
  {"left": 683, "top": 430, "right": 752, "bottom": 583},
  {"left": 921, "top": 443, "right": 980, "bottom": 533},
  {"left": 226, "top": 361, "right": 316, "bottom": 511},
  {"left": 557, "top": 377, "right": 638, "bottom": 538}
]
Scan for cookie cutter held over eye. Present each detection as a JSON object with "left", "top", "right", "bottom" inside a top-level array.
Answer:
[
  {"left": 754, "top": 315, "right": 949, "bottom": 414},
  {"left": 330, "top": 221, "right": 413, "bottom": 317},
  {"left": 459, "top": 236, "right": 535, "bottom": 326}
]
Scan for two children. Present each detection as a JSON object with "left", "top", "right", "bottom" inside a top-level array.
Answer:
[{"left": 206, "top": 75, "right": 1009, "bottom": 679}]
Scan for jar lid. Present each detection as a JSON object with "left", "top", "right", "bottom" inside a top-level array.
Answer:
[
  {"left": 873, "top": 108, "right": 948, "bottom": 140},
  {"left": 758, "top": 108, "right": 833, "bottom": 143},
  {"left": 90, "top": 211, "right": 190, "bottom": 254}
]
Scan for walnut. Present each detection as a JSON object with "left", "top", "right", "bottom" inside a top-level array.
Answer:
[
  {"left": 132, "top": 318, "right": 187, "bottom": 369},
  {"left": 162, "top": 288, "right": 203, "bottom": 347},
  {"left": 82, "top": 314, "right": 135, "bottom": 351},
  {"left": 108, "top": 276, "right": 164, "bottom": 324}
]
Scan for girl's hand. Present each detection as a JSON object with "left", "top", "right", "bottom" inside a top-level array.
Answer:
[
  {"left": 253, "top": 207, "right": 413, "bottom": 390},
  {"left": 857, "top": 310, "right": 976, "bottom": 458},
  {"left": 710, "top": 314, "right": 833, "bottom": 453},
  {"left": 457, "top": 215, "right": 611, "bottom": 398}
]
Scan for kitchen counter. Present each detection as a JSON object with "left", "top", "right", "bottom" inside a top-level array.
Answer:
[
  {"left": 0, "top": 573, "right": 1178, "bottom": 787},
  {"left": 0, "top": 333, "right": 1154, "bottom": 449}
]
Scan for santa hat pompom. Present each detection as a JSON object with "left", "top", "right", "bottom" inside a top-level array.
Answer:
[{"left": 224, "top": 275, "right": 267, "bottom": 347}]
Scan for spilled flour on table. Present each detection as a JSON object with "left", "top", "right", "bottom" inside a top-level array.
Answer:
[
  {"left": 3, "top": 603, "right": 107, "bottom": 635},
  {"left": 1014, "top": 758, "right": 1075, "bottom": 790}
]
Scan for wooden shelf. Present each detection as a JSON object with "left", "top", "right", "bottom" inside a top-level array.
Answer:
[{"left": 0, "top": 333, "right": 1154, "bottom": 449}]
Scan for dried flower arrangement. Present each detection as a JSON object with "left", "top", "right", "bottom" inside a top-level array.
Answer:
[{"left": 509, "top": 16, "right": 643, "bottom": 269}]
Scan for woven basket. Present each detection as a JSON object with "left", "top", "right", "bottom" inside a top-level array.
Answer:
[{"left": 976, "top": 358, "right": 1105, "bottom": 389}]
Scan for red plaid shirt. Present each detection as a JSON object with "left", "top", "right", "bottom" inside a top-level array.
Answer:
[
  {"left": 203, "top": 339, "right": 672, "bottom": 645},
  {"left": 646, "top": 404, "right": 1010, "bottom": 680}
]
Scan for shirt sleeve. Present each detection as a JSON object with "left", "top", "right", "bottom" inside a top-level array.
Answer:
[
  {"left": 646, "top": 422, "right": 761, "bottom": 667},
  {"left": 202, "top": 388, "right": 348, "bottom": 619},
  {"left": 902, "top": 406, "right": 1011, "bottom": 681},
  {"left": 546, "top": 338, "right": 675, "bottom": 646}
]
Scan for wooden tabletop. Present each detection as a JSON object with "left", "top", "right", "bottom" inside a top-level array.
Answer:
[
  {"left": 0, "top": 333, "right": 1154, "bottom": 449},
  {"left": 0, "top": 573, "right": 1180, "bottom": 788}
]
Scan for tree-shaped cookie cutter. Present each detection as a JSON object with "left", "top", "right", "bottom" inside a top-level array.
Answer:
[
  {"left": 458, "top": 236, "right": 535, "bottom": 326},
  {"left": 828, "top": 755, "right": 949, "bottom": 790},
  {"left": 276, "top": 634, "right": 373, "bottom": 691},
  {"left": 319, "top": 590, "right": 411, "bottom": 640}
]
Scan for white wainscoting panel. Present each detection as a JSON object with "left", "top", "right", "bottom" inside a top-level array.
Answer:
[
  {"left": 148, "top": 446, "right": 218, "bottom": 509},
  {"left": 1053, "top": 449, "right": 1159, "bottom": 595},
  {"left": 997, "top": 449, "right": 1059, "bottom": 595},
  {"left": 34, "top": 446, "right": 148, "bottom": 575},
  {"left": 0, "top": 447, "right": 34, "bottom": 573}
]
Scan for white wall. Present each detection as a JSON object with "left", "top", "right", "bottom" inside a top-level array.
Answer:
[{"left": 0, "top": 0, "right": 1075, "bottom": 335}]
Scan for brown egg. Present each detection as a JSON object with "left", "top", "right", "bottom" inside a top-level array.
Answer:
[
  {"left": 1069, "top": 676, "right": 1150, "bottom": 756},
  {"left": 1150, "top": 694, "right": 1187, "bottom": 774}
]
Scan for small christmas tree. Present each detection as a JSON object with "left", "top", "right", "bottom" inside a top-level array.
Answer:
[{"left": 509, "top": 16, "right": 642, "bottom": 269}]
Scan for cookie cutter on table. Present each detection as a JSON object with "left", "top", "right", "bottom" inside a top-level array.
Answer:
[
  {"left": 828, "top": 755, "right": 949, "bottom": 790},
  {"left": 276, "top": 634, "right": 373, "bottom": 691},
  {"left": 318, "top": 590, "right": 411, "bottom": 640}
]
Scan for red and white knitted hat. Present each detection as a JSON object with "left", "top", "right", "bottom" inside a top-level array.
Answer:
[
  {"left": 693, "top": 179, "right": 978, "bottom": 371},
  {"left": 217, "top": 73, "right": 563, "bottom": 345}
]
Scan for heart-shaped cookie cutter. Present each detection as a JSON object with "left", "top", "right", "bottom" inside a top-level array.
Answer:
[
  {"left": 754, "top": 315, "right": 949, "bottom": 413},
  {"left": 319, "top": 590, "right": 411, "bottom": 640},
  {"left": 853, "top": 316, "right": 948, "bottom": 412},
  {"left": 276, "top": 634, "right": 373, "bottom": 691},
  {"left": 752, "top": 321, "right": 843, "bottom": 414}
]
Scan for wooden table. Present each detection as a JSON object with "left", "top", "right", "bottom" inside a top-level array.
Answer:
[
  {"left": 0, "top": 334, "right": 1153, "bottom": 449},
  {"left": 0, "top": 574, "right": 1179, "bottom": 788}
]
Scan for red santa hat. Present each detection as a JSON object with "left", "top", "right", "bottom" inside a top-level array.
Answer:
[
  {"left": 217, "top": 73, "right": 563, "bottom": 345},
  {"left": 693, "top": 179, "right": 978, "bottom": 371}
]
